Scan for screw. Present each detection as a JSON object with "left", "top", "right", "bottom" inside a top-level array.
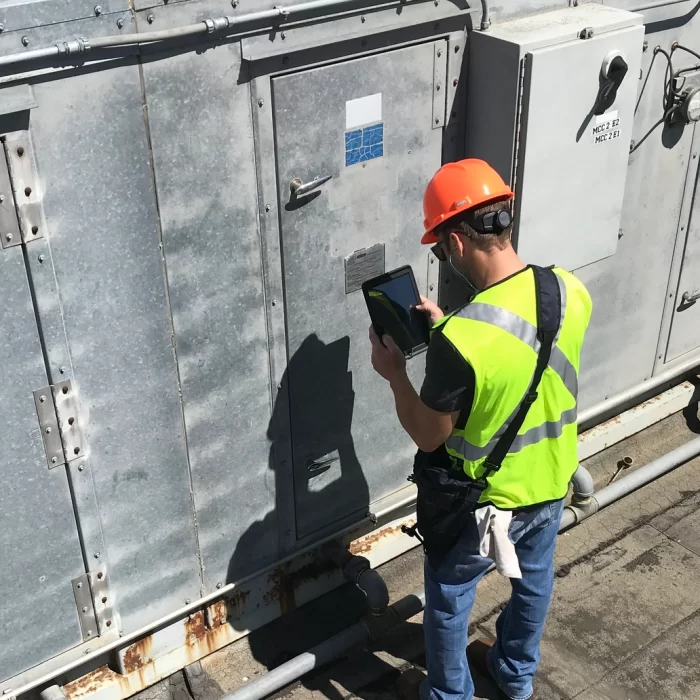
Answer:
[
  {"left": 94, "top": 5, "right": 102, "bottom": 15},
  {"left": 231, "top": 0, "right": 239, "bottom": 6},
  {"left": 51, "top": 457, "right": 58, "bottom": 464},
  {"left": 77, "top": 582, "right": 82, "bottom": 589},
  {"left": 435, "top": 117, "right": 440, "bottom": 124},
  {"left": 78, "top": 465, "right": 84, "bottom": 471},
  {"left": 281, "top": 31, "right": 286, "bottom": 39},
  {"left": 436, "top": 83, "right": 442, "bottom": 92},
  {"left": 429, "top": 284, "right": 435, "bottom": 291},
  {"left": 185, "top": 598, "right": 191, "bottom": 604},
  {"left": 437, "top": 49, "right": 442, "bottom": 57},
  {"left": 94, "top": 552, "right": 100, "bottom": 559},
  {"left": 117, "top": 17, "right": 125, "bottom": 28},
  {"left": 265, "top": 204, "right": 271, "bottom": 212},
  {"left": 21, "top": 36, "right": 29, "bottom": 46},
  {"left": 0, "top": 194, "right": 4, "bottom": 202},
  {"left": 39, "top": 395, "right": 46, "bottom": 402},
  {"left": 5, "top": 233, "right": 11, "bottom": 242},
  {"left": 86, "top": 633, "right": 92, "bottom": 639},
  {"left": 361, "top": 14, "right": 365, "bottom": 21},
  {"left": 216, "top": 582, "right": 223, "bottom": 589},
  {"left": 38, "top": 254, "right": 45, "bottom": 263},
  {"left": 434, "top": 0, "right": 439, "bottom": 5},
  {"left": 82, "top": 606, "right": 88, "bottom": 613},
  {"left": 45, "top": 427, "right": 51, "bottom": 434},
  {"left": 60, "top": 366, "right": 66, "bottom": 374},
  {"left": 271, "top": 299, "right": 277, "bottom": 306},
  {"left": 258, "top": 98, "right": 264, "bottom": 107},
  {"left": 147, "top": 13, "right": 155, "bottom": 23}
]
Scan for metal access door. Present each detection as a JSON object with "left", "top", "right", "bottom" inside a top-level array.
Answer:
[
  {"left": 0, "top": 224, "right": 86, "bottom": 679},
  {"left": 272, "top": 41, "right": 446, "bottom": 538},
  {"left": 666, "top": 172, "right": 700, "bottom": 362}
]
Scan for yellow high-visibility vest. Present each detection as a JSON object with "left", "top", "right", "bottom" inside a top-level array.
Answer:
[{"left": 432, "top": 267, "right": 592, "bottom": 509}]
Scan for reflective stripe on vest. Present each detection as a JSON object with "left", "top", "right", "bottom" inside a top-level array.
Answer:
[{"left": 445, "top": 272, "right": 577, "bottom": 461}]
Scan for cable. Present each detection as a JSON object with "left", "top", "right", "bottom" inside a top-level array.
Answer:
[
  {"left": 636, "top": 48, "right": 661, "bottom": 114},
  {"left": 672, "top": 43, "right": 700, "bottom": 62},
  {"left": 629, "top": 112, "right": 672, "bottom": 153}
]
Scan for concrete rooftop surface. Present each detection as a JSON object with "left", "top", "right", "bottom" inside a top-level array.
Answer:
[{"left": 135, "top": 405, "right": 700, "bottom": 700}]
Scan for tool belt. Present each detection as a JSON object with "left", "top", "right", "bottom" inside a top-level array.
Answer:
[{"left": 402, "top": 265, "right": 562, "bottom": 564}]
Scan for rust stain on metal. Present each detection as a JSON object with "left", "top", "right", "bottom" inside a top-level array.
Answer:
[
  {"left": 210, "top": 598, "right": 228, "bottom": 624},
  {"left": 227, "top": 588, "right": 250, "bottom": 618},
  {"left": 349, "top": 522, "right": 414, "bottom": 555},
  {"left": 122, "top": 634, "right": 154, "bottom": 672},
  {"left": 185, "top": 610, "right": 208, "bottom": 644},
  {"left": 64, "top": 665, "right": 131, "bottom": 699}
]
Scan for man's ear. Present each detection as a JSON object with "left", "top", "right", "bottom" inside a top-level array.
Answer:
[{"left": 449, "top": 230, "right": 465, "bottom": 257}]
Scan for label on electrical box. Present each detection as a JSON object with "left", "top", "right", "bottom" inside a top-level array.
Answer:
[{"left": 593, "top": 110, "right": 620, "bottom": 145}]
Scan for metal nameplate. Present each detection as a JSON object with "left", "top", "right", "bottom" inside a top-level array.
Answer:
[
  {"left": 0, "top": 152, "right": 20, "bottom": 249},
  {"left": 33, "top": 387, "right": 66, "bottom": 468},
  {"left": 72, "top": 574, "right": 98, "bottom": 641},
  {"left": 52, "top": 380, "right": 84, "bottom": 462},
  {"left": 344, "top": 244, "right": 385, "bottom": 294}
]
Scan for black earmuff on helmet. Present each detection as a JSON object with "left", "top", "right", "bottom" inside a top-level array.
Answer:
[{"left": 472, "top": 208, "right": 512, "bottom": 234}]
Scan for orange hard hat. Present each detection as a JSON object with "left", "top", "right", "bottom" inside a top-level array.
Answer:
[{"left": 421, "top": 159, "right": 514, "bottom": 244}]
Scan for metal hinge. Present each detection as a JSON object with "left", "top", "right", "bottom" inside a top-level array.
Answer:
[
  {"left": 72, "top": 565, "right": 116, "bottom": 640},
  {"left": 33, "top": 380, "right": 85, "bottom": 469}
]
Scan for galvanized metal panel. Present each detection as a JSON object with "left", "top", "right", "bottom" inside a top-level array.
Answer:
[
  {"left": 0, "top": 0, "right": 128, "bottom": 33},
  {"left": 0, "top": 245, "right": 86, "bottom": 682},
  {"left": 27, "top": 60, "right": 203, "bottom": 631},
  {"left": 666, "top": 151, "right": 700, "bottom": 361},
  {"left": 273, "top": 41, "right": 442, "bottom": 537},
  {"left": 138, "top": 3, "right": 279, "bottom": 589}
]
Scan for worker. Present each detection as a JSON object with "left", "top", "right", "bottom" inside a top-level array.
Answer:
[{"left": 368, "top": 159, "right": 592, "bottom": 700}]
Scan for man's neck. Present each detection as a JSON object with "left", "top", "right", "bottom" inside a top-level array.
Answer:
[{"left": 472, "top": 247, "right": 527, "bottom": 291}]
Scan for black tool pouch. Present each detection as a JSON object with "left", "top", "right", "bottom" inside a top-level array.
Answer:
[
  {"left": 402, "top": 265, "right": 562, "bottom": 564},
  {"left": 404, "top": 452, "right": 486, "bottom": 562}
]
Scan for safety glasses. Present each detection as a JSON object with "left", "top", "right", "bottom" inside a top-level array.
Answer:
[{"left": 431, "top": 240, "right": 450, "bottom": 263}]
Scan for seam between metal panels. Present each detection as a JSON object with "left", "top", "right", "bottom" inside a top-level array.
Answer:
[{"left": 136, "top": 57, "right": 205, "bottom": 596}]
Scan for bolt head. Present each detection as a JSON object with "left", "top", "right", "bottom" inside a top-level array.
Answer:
[
  {"left": 78, "top": 465, "right": 84, "bottom": 471},
  {"left": 435, "top": 117, "right": 440, "bottom": 124},
  {"left": 82, "top": 606, "right": 88, "bottom": 613},
  {"left": 51, "top": 457, "right": 58, "bottom": 464},
  {"left": 280, "top": 31, "right": 286, "bottom": 39},
  {"left": 216, "top": 582, "right": 223, "bottom": 589},
  {"left": 258, "top": 98, "right": 264, "bottom": 107},
  {"left": 94, "top": 5, "right": 102, "bottom": 15},
  {"left": 361, "top": 14, "right": 365, "bottom": 21},
  {"left": 38, "top": 254, "right": 45, "bottom": 262},
  {"left": 45, "top": 426, "right": 51, "bottom": 434},
  {"left": 21, "top": 36, "right": 28, "bottom": 46},
  {"left": 5, "top": 233, "right": 11, "bottom": 241},
  {"left": 185, "top": 598, "right": 191, "bottom": 604},
  {"left": 117, "top": 17, "right": 125, "bottom": 28},
  {"left": 77, "top": 582, "right": 82, "bottom": 589},
  {"left": 147, "top": 13, "right": 155, "bottom": 23},
  {"left": 231, "top": 0, "right": 239, "bottom": 6},
  {"left": 265, "top": 204, "right": 271, "bottom": 212},
  {"left": 94, "top": 552, "right": 100, "bottom": 558}
]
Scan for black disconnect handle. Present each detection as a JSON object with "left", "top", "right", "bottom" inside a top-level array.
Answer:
[{"left": 594, "top": 55, "right": 628, "bottom": 115}]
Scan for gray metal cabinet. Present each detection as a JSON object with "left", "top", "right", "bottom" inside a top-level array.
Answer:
[
  {"left": 272, "top": 41, "right": 445, "bottom": 537},
  {"left": 0, "top": 243, "right": 86, "bottom": 679}
]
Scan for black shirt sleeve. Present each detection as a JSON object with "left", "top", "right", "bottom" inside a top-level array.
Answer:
[{"left": 419, "top": 329, "right": 475, "bottom": 420}]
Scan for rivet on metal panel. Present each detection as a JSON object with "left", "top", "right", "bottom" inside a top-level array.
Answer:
[
  {"left": 77, "top": 582, "right": 82, "bottom": 589},
  {"left": 435, "top": 117, "right": 440, "bottom": 124},
  {"left": 271, "top": 299, "right": 277, "bottom": 306},
  {"left": 258, "top": 99, "right": 264, "bottom": 107},
  {"left": 51, "top": 457, "right": 57, "bottom": 464},
  {"left": 94, "top": 5, "right": 102, "bottom": 15},
  {"left": 21, "top": 36, "right": 29, "bottom": 46},
  {"left": 430, "top": 284, "right": 435, "bottom": 291},
  {"left": 185, "top": 598, "right": 191, "bottom": 604},
  {"left": 437, "top": 49, "right": 442, "bottom": 57},
  {"left": 265, "top": 204, "right": 271, "bottom": 211},
  {"left": 231, "top": 0, "right": 239, "bottom": 6},
  {"left": 5, "top": 233, "right": 12, "bottom": 242},
  {"left": 78, "top": 464, "right": 84, "bottom": 471},
  {"left": 281, "top": 32, "right": 286, "bottom": 39},
  {"left": 0, "top": 23, "right": 5, "bottom": 33},
  {"left": 82, "top": 606, "right": 88, "bottom": 613},
  {"left": 45, "top": 426, "right": 51, "bottom": 434},
  {"left": 117, "top": 17, "right": 124, "bottom": 28},
  {"left": 361, "top": 14, "right": 365, "bottom": 21},
  {"left": 94, "top": 552, "right": 100, "bottom": 559},
  {"left": 408, "top": 149, "right": 412, "bottom": 154},
  {"left": 59, "top": 366, "right": 66, "bottom": 374},
  {"left": 147, "top": 13, "right": 155, "bottom": 23},
  {"left": 436, "top": 83, "right": 442, "bottom": 92},
  {"left": 216, "top": 582, "right": 223, "bottom": 589}
]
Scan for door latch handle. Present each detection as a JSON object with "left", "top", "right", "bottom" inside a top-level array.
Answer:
[
  {"left": 306, "top": 450, "right": 340, "bottom": 474},
  {"left": 682, "top": 290, "right": 700, "bottom": 305},
  {"left": 290, "top": 174, "right": 332, "bottom": 198}
]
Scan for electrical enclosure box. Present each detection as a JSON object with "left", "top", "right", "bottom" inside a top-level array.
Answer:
[{"left": 466, "top": 5, "right": 644, "bottom": 271}]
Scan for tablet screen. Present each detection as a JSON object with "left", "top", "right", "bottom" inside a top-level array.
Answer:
[{"left": 364, "top": 268, "right": 429, "bottom": 356}]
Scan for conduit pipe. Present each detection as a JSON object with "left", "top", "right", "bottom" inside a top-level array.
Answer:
[
  {"left": 221, "top": 590, "right": 425, "bottom": 700},
  {"left": 561, "top": 435, "right": 700, "bottom": 529}
]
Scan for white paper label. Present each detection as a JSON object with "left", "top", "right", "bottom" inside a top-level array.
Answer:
[
  {"left": 593, "top": 110, "right": 621, "bottom": 145},
  {"left": 346, "top": 93, "right": 382, "bottom": 130}
]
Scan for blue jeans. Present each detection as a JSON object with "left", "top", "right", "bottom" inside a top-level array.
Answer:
[{"left": 421, "top": 499, "right": 564, "bottom": 700}]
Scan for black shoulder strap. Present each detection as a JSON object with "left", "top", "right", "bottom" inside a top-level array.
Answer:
[{"left": 480, "top": 265, "right": 562, "bottom": 477}]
